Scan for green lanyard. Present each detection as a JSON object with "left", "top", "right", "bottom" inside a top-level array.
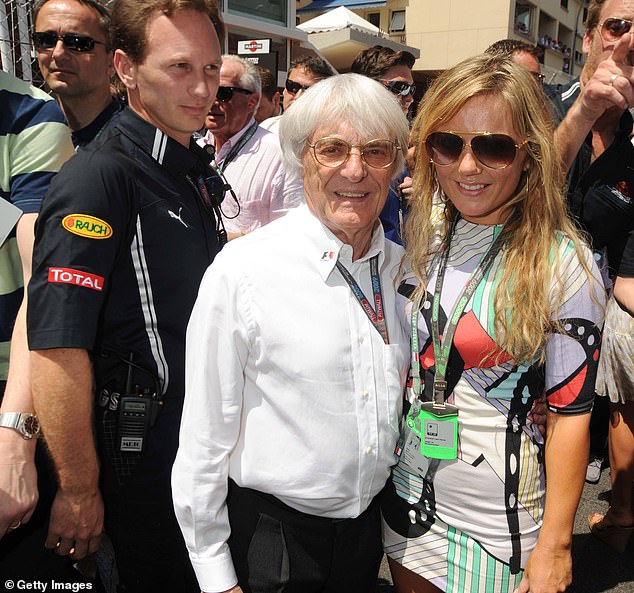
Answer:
[{"left": 411, "top": 216, "right": 507, "bottom": 409}]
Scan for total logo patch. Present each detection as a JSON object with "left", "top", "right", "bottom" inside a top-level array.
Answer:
[
  {"left": 62, "top": 214, "right": 113, "bottom": 239},
  {"left": 48, "top": 267, "right": 104, "bottom": 291}
]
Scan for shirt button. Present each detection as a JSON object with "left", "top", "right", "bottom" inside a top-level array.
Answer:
[
  {"left": 359, "top": 336, "right": 364, "bottom": 344},
  {"left": 365, "top": 446, "right": 374, "bottom": 455},
  {"left": 361, "top": 391, "right": 369, "bottom": 400}
]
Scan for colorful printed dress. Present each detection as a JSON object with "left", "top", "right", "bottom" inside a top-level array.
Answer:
[{"left": 382, "top": 219, "right": 604, "bottom": 593}]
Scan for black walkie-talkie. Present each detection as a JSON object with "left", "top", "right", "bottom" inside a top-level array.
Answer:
[{"left": 117, "top": 354, "right": 161, "bottom": 453}]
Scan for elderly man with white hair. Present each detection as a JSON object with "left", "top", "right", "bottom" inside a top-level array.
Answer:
[{"left": 172, "top": 73, "right": 410, "bottom": 593}]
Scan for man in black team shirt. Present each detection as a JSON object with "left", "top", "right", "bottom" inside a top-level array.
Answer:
[
  {"left": 33, "top": 0, "right": 122, "bottom": 147},
  {"left": 27, "top": 1, "right": 225, "bottom": 591}
]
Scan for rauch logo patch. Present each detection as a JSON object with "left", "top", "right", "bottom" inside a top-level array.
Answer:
[
  {"left": 48, "top": 267, "right": 104, "bottom": 291},
  {"left": 62, "top": 214, "right": 113, "bottom": 239}
]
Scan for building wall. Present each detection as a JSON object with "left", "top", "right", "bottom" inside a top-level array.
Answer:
[{"left": 337, "top": 0, "right": 586, "bottom": 80}]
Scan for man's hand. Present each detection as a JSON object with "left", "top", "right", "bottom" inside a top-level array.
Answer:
[
  {"left": 32, "top": 348, "right": 101, "bottom": 559},
  {"left": 576, "top": 31, "right": 634, "bottom": 127},
  {"left": 556, "top": 32, "right": 634, "bottom": 170},
  {"left": 0, "top": 433, "right": 37, "bottom": 538},
  {"left": 513, "top": 541, "right": 572, "bottom": 593},
  {"left": 45, "top": 487, "right": 103, "bottom": 559}
]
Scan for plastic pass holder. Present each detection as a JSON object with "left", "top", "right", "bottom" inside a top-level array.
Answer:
[
  {"left": 408, "top": 380, "right": 458, "bottom": 460},
  {"left": 418, "top": 401, "right": 458, "bottom": 459}
]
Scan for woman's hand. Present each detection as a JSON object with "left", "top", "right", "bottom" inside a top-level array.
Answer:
[{"left": 513, "top": 541, "right": 572, "bottom": 593}]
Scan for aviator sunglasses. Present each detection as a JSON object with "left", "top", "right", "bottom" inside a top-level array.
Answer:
[
  {"left": 216, "top": 85, "right": 252, "bottom": 103},
  {"left": 33, "top": 31, "right": 104, "bottom": 52},
  {"left": 381, "top": 80, "right": 416, "bottom": 97},
  {"left": 599, "top": 17, "right": 633, "bottom": 43},
  {"left": 425, "top": 131, "right": 528, "bottom": 170},
  {"left": 308, "top": 137, "right": 400, "bottom": 169}
]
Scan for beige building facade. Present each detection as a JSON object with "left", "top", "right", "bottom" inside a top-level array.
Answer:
[{"left": 298, "top": 0, "right": 588, "bottom": 84}]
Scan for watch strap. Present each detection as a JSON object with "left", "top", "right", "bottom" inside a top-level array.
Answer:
[{"left": 0, "top": 412, "right": 40, "bottom": 439}]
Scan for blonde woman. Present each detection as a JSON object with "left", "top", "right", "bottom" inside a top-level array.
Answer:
[{"left": 381, "top": 55, "right": 605, "bottom": 593}]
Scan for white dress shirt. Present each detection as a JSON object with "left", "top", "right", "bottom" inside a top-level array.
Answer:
[
  {"left": 259, "top": 114, "right": 281, "bottom": 134},
  {"left": 200, "top": 117, "right": 303, "bottom": 234},
  {"left": 172, "top": 204, "right": 409, "bottom": 592}
]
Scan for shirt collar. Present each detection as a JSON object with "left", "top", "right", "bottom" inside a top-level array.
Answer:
[
  {"left": 296, "top": 205, "right": 386, "bottom": 281},
  {"left": 72, "top": 97, "right": 124, "bottom": 148},
  {"left": 116, "top": 107, "right": 209, "bottom": 179},
  {"left": 208, "top": 116, "right": 257, "bottom": 162}
]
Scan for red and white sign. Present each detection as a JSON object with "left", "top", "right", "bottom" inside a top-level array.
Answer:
[
  {"left": 237, "top": 39, "right": 270, "bottom": 54},
  {"left": 48, "top": 267, "right": 104, "bottom": 291}
]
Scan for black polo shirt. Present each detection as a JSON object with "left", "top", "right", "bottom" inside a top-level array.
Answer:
[
  {"left": 545, "top": 79, "right": 634, "bottom": 276},
  {"left": 28, "top": 106, "right": 221, "bottom": 407}
]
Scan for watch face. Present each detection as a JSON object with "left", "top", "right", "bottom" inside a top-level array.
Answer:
[{"left": 23, "top": 415, "right": 40, "bottom": 437}]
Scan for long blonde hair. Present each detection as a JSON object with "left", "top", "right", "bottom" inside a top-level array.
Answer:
[{"left": 405, "top": 54, "right": 598, "bottom": 364}]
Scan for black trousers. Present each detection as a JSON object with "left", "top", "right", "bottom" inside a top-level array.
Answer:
[
  {"left": 227, "top": 481, "right": 384, "bottom": 593},
  {"left": 103, "top": 494, "right": 197, "bottom": 593},
  {"left": 98, "top": 402, "right": 198, "bottom": 593}
]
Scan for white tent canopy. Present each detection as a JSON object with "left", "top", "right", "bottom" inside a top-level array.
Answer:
[
  {"left": 297, "top": 6, "right": 380, "bottom": 36},
  {"left": 296, "top": 5, "right": 419, "bottom": 71}
]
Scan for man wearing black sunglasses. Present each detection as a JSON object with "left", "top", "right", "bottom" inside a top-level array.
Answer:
[
  {"left": 260, "top": 55, "right": 334, "bottom": 133},
  {"left": 33, "top": 0, "right": 121, "bottom": 147},
  {"left": 199, "top": 54, "right": 303, "bottom": 238},
  {"left": 351, "top": 45, "right": 416, "bottom": 116}
]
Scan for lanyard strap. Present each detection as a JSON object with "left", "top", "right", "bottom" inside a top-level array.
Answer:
[
  {"left": 337, "top": 255, "right": 389, "bottom": 344},
  {"left": 411, "top": 217, "right": 506, "bottom": 405},
  {"left": 216, "top": 121, "right": 258, "bottom": 173}
]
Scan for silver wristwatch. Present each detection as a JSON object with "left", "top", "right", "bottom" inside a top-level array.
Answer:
[{"left": 0, "top": 412, "right": 41, "bottom": 439}]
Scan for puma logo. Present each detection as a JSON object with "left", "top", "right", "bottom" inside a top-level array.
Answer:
[{"left": 168, "top": 207, "right": 189, "bottom": 228}]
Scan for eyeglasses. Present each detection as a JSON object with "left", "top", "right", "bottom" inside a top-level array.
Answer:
[
  {"left": 381, "top": 80, "right": 416, "bottom": 97},
  {"left": 308, "top": 137, "right": 400, "bottom": 169},
  {"left": 33, "top": 31, "right": 104, "bottom": 52},
  {"left": 424, "top": 131, "right": 528, "bottom": 170},
  {"left": 285, "top": 78, "right": 312, "bottom": 95},
  {"left": 215, "top": 86, "right": 253, "bottom": 103},
  {"left": 598, "top": 17, "right": 633, "bottom": 43}
]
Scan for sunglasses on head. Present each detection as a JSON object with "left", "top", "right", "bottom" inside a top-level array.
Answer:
[
  {"left": 381, "top": 80, "right": 416, "bottom": 97},
  {"left": 285, "top": 78, "right": 312, "bottom": 95},
  {"left": 215, "top": 86, "right": 253, "bottom": 103},
  {"left": 424, "top": 131, "right": 528, "bottom": 170},
  {"left": 598, "top": 17, "right": 633, "bottom": 43},
  {"left": 33, "top": 31, "right": 104, "bottom": 52}
]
